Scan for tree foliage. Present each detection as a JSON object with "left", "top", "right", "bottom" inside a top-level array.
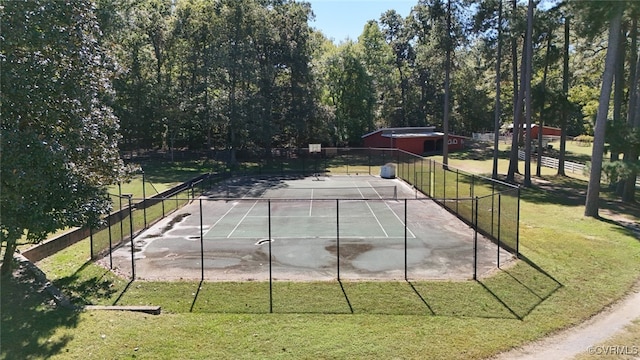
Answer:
[{"left": 1, "top": 0, "right": 127, "bottom": 274}]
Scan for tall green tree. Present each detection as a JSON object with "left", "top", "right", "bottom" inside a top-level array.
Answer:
[
  {"left": 358, "top": 20, "right": 396, "bottom": 127},
  {"left": 380, "top": 10, "right": 413, "bottom": 127},
  {"left": 323, "top": 43, "right": 376, "bottom": 145},
  {"left": 583, "top": 3, "right": 624, "bottom": 217},
  {"left": 1, "top": 0, "right": 127, "bottom": 275}
]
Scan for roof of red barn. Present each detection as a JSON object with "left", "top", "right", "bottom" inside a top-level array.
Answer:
[{"left": 362, "top": 127, "right": 445, "bottom": 139}]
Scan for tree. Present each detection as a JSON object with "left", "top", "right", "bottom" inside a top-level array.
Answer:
[
  {"left": 1, "top": 0, "right": 126, "bottom": 275},
  {"left": 584, "top": 5, "right": 624, "bottom": 217},
  {"left": 621, "top": 18, "right": 640, "bottom": 202},
  {"left": 358, "top": 20, "right": 396, "bottom": 127},
  {"left": 323, "top": 43, "right": 375, "bottom": 145},
  {"left": 557, "top": 14, "right": 570, "bottom": 177},
  {"left": 380, "top": 10, "right": 413, "bottom": 127},
  {"left": 442, "top": 0, "right": 452, "bottom": 166},
  {"left": 493, "top": 0, "right": 504, "bottom": 179}
]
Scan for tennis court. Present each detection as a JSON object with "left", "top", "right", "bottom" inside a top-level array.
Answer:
[{"left": 107, "top": 175, "right": 512, "bottom": 281}]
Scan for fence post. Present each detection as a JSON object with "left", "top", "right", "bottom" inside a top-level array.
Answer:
[
  {"left": 200, "top": 199, "right": 204, "bottom": 281},
  {"left": 429, "top": 159, "right": 432, "bottom": 197},
  {"left": 128, "top": 195, "right": 135, "bottom": 281},
  {"left": 497, "top": 194, "right": 502, "bottom": 269},
  {"left": 268, "top": 199, "right": 273, "bottom": 313},
  {"left": 119, "top": 183, "right": 124, "bottom": 251},
  {"left": 346, "top": 150, "right": 349, "bottom": 175},
  {"left": 89, "top": 226, "right": 94, "bottom": 260},
  {"left": 404, "top": 199, "right": 408, "bottom": 281},
  {"left": 473, "top": 196, "right": 479, "bottom": 281},
  {"left": 516, "top": 187, "right": 521, "bottom": 259},
  {"left": 142, "top": 170, "right": 147, "bottom": 229},
  {"left": 108, "top": 214, "right": 113, "bottom": 269},
  {"left": 491, "top": 182, "right": 495, "bottom": 237},
  {"left": 455, "top": 169, "right": 459, "bottom": 213},
  {"left": 443, "top": 163, "right": 446, "bottom": 200},
  {"left": 336, "top": 199, "right": 340, "bottom": 281}
]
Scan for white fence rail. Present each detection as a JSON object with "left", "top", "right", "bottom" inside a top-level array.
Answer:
[
  {"left": 517, "top": 150, "right": 640, "bottom": 187},
  {"left": 517, "top": 150, "right": 585, "bottom": 174}
]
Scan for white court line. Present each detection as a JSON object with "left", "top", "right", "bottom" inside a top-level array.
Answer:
[
  {"left": 383, "top": 200, "right": 416, "bottom": 239},
  {"left": 364, "top": 179, "right": 416, "bottom": 239},
  {"left": 202, "top": 201, "right": 239, "bottom": 237},
  {"left": 227, "top": 200, "right": 258, "bottom": 238},
  {"left": 356, "top": 186, "right": 389, "bottom": 238},
  {"left": 366, "top": 180, "right": 384, "bottom": 199}
]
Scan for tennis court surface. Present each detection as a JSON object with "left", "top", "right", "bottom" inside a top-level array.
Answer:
[{"left": 107, "top": 175, "right": 512, "bottom": 281}]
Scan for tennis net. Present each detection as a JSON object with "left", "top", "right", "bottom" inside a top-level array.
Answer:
[{"left": 210, "top": 185, "right": 398, "bottom": 200}]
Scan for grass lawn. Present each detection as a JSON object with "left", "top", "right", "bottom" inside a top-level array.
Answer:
[{"left": 2, "top": 145, "right": 640, "bottom": 360}]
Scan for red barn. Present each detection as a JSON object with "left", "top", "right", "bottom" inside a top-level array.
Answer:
[
  {"left": 507, "top": 124, "right": 562, "bottom": 138},
  {"left": 361, "top": 127, "right": 466, "bottom": 156}
]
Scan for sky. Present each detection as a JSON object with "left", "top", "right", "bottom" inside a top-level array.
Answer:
[{"left": 306, "top": 0, "right": 416, "bottom": 43}]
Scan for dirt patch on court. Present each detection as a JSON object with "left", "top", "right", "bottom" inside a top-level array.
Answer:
[{"left": 325, "top": 243, "right": 374, "bottom": 260}]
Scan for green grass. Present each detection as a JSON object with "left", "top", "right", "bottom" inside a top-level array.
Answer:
[{"left": 3, "top": 146, "right": 640, "bottom": 359}]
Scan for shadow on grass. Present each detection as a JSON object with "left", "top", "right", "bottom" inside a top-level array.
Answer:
[
  {"left": 402, "top": 255, "right": 562, "bottom": 320},
  {"left": 518, "top": 175, "right": 588, "bottom": 207},
  {"left": 475, "top": 256, "right": 563, "bottom": 320},
  {"left": 118, "top": 257, "right": 561, "bottom": 318},
  {"left": 406, "top": 281, "right": 436, "bottom": 316},
  {"left": 0, "top": 266, "right": 79, "bottom": 360},
  {"left": 190, "top": 280, "right": 204, "bottom": 312},
  {"left": 338, "top": 280, "right": 354, "bottom": 314},
  {"left": 519, "top": 175, "right": 640, "bottom": 241},
  {"left": 52, "top": 262, "right": 121, "bottom": 306},
  {"left": 450, "top": 146, "right": 511, "bottom": 162}
]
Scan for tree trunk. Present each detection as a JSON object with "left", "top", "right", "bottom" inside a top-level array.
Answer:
[
  {"left": 442, "top": 0, "right": 452, "bottom": 168},
  {"left": 622, "top": 20, "right": 640, "bottom": 202},
  {"left": 1, "top": 237, "right": 18, "bottom": 276},
  {"left": 506, "top": 0, "right": 521, "bottom": 183},
  {"left": 492, "top": 0, "right": 503, "bottom": 180},
  {"left": 558, "top": 16, "right": 570, "bottom": 176},
  {"left": 611, "top": 22, "right": 627, "bottom": 165},
  {"left": 537, "top": 28, "right": 553, "bottom": 177},
  {"left": 584, "top": 7, "right": 623, "bottom": 217},
  {"left": 507, "top": 37, "right": 527, "bottom": 183},
  {"left": 523, "top": 0, "right": 535, "bottom": 187}
]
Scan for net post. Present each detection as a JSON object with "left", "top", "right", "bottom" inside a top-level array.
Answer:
[
  {"left": 394, "top": 186, "right": 398, "bottom": 201},
  {"left": 268, "top": 199, "right": 273, "bottom": 313},
  {"left": 199, "top": 199, "right": 204, "bottom": 281}
]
